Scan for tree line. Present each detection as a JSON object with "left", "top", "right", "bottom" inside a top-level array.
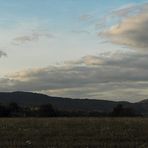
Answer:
[{"left": 0, "top": 102, "right": 141, "bottom": 117}]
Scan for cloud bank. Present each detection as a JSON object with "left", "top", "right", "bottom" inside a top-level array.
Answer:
[{"left": 1, "top": 51, "right": 148, "bottom": 102}]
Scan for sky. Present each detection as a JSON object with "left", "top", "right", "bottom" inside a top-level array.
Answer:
[{"left": 0, "top": 0, "right": 148, "bottom": 102}]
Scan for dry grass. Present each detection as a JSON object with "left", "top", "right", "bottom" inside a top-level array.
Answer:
[{"left": 0, "top": 118, "right": 147, "bottom": 148}]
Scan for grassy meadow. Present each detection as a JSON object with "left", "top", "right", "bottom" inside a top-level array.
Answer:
[{"left": 0, "top": 118, "right": 147, "bottom": 148}]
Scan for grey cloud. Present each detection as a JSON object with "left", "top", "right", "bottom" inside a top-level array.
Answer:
[
  {"left": 13, "top": 31, "right": 54, "bottom": 45},
  {"left": 1, "top": 51, "right": 148, "bottom": 101},
  {"left": 0, "top": 51, "right": 7, "bottom": 58}
]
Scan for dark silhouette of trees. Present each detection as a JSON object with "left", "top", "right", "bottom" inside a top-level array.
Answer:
[
  {"left": 0, "top": 103, "right": 9, "bottom": 117},
  {"left": 38, "top": 104, "right": 56, "bottom": 117},
  {"left": 0, "top": 102, "right": 142, "bottom": 117},
  {"left": 8, "top": 102, "right": 22, "bottom": 117},
  {"left": 111, "top": 104, "right": 139, "bottom": 117},
  {"left": 9, "top": 102, "right": 20, "bottom": 112},
  {"left": 112, "top": 104, "right": 124, "bottom": 116}
]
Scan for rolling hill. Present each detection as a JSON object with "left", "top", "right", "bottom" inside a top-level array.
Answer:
[{"left": 0, "top": 91, "right": 147, "bottom": 115}]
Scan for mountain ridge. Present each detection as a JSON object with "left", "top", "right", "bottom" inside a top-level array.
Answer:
[{"left": 0, "top": 91, "right": 147, "bottom": 115}]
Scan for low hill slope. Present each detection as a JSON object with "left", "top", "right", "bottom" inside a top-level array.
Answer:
[{"left": 0, "top": 91, "right": 147, "bottom": 115}]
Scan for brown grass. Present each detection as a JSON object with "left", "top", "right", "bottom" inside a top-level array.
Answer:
[{"left": 0, "top": 118, "right": 147, "bottom": 148}]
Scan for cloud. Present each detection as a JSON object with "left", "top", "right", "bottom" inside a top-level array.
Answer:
[
  {"left": 13, "top": 30, "right": 54, "bottom": 45},
  {"left": 1, "top": 51, "right": 148, "bottom": 101},
  {"left": 65, "top": 55, "right": 104, "bottom": 66},
  {"left": 0, "top": 50, "right": 7, "bottom": 58},
  {"left": 95, "top": 4, "right": 141, "bottom": 31},
  {"left": 100, "top": 3, "right": 148, "bottom": 50},
  {"left": 111, "top": 3, "right": 142, "bottom": 18}
]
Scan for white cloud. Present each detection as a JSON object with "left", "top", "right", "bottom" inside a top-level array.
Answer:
[{"left": 100, "top": 3, "right": 148, "bottom": 50}]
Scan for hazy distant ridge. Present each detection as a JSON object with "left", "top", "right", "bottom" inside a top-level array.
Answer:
[{"left": 0, "top": 91, "right": 148, "bottom": 115}]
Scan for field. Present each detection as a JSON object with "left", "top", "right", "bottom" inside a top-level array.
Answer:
[{"left": 0, "top": 118, "right": 147, "bottom": 148}]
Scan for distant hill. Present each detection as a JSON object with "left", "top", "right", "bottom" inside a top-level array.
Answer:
[
  {"left": 139, "top": 99, "right": 148, "bottom": 104},
  {"left": 0, "top": 91, "right": 148, "bottom": 115}
]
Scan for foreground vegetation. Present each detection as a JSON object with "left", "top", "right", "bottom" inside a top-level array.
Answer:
[
  {"left": 0, "top": 118, "right": 147, "bottom": 147},
  {"left": 0, "top": 102, "right": 140, "bottom": 117}
]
